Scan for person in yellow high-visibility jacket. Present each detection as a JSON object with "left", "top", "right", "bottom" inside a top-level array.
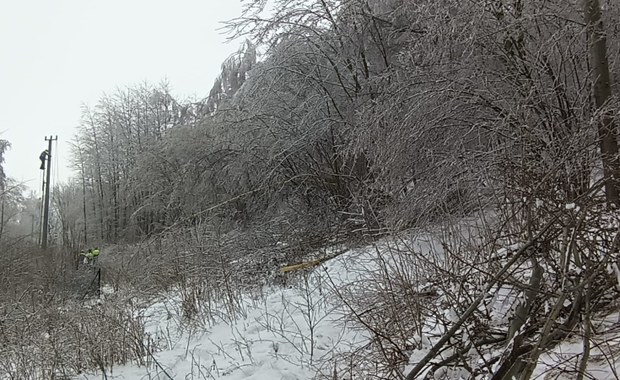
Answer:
[
  {"left": 91, "top": 247, "right": 100, "bottom": 265},
  {"left": 80, "top": 249, "right": 94, "bottom": 265}
]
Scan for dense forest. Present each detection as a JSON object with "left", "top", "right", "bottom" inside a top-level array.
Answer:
[{"left": 1, "top": 0, "right": 620, "bottom": 378}]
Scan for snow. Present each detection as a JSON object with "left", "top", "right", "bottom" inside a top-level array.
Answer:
[
  {"left": 76, "top": 242, "right": 409, "bottom": 380},
  {"left": 74, "top": 233, "right": 448, "bottom": 380},
  {"left": 487, "top": 284, "right": 518, "bottom": 324},
  {"left": 533, "top": 311, "right": 620, "bottom": 379},
  {"left": 73, "top": 229, "right": 620, "bottom": 380}
]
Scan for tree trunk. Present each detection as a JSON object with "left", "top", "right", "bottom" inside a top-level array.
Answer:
[{"left": 585, "top": 0, "right": 620, "bottom": 206}]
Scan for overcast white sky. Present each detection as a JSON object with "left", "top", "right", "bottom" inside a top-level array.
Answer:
[{"left": 0, "top": 0, "right": 243, "bottom": 195}]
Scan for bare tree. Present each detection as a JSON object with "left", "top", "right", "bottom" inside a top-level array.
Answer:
[{"left": 585, "top": 0, "right": 620, "bottom": 206}]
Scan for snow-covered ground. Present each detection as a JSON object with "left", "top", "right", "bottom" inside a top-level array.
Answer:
[
  {"left": 77, "top": 238, "right": 435, "bottom": 380},
  {"left": 75, "top": 231, "right": 620, "bottom": 380},
  {"left": 533, "top": 311, "right": 620, "bottom": 380}
]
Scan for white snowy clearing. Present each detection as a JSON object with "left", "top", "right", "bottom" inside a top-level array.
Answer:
[{"left": 76, "top": 232, "right": 620, "bottom": 380}]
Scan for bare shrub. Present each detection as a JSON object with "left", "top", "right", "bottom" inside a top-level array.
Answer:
[{"left": 0, "top": 288, "right": 151, "bottom": 378}]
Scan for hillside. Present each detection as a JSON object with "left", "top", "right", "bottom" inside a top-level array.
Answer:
[
  {"left": 1, "top": 1, "right": 620, "bottom": 379},
  {"left": 74, "top": 228, "right": 620, "bottom": 380}
]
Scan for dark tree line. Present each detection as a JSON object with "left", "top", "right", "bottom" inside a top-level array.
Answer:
[
  {"left": 49, "top": 2, "right": 620, "bottom": 376},
  {"left": 54, "top": 0, "right": 619, "bottom": 250},
  {"left": 0, "top": 0, "right": 616, "bottom": 378}
]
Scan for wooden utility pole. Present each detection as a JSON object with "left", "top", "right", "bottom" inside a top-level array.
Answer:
[{"left": 41, "top": 135, "right": 57, "bottom": 249}]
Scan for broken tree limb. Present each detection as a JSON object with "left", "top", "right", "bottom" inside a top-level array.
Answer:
[{"left": 404, "top": 218, "right": 557, "bottom": 380}]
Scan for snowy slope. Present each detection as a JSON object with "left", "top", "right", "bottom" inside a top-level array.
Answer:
[
  {"left": 75, "top": 230, "right": 620, "bottom": 380},
  {"left": 76, "top": 240, "right": 420, "bottom": 380}
]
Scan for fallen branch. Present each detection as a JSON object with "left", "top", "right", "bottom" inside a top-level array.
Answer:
[{"left": 404, "top": 218, "right": 557, "bottom": 380}]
